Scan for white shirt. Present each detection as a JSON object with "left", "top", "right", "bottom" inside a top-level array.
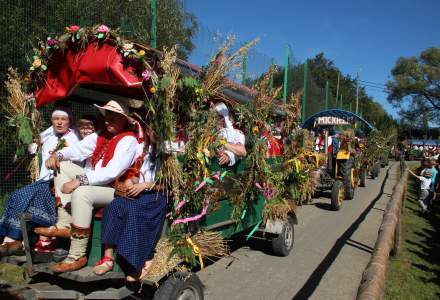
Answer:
[
  {"left": 417, "top": 176, "right": 431, "bottom": 190},
  {"left": 39, "top": 127, "right": 80, "bottom": 181},
  {"left": 139, "top": 149, "right": 156, "bottom": 184},
  {"left": 218, "top": 127, "right": 246, "bottom": 166},
  {"left": 58, "top": 132, "right": 138, "bottom": 185}
]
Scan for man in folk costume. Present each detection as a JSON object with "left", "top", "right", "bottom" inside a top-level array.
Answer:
[
  {"left": 0, "top": 107, "right": 79, "bottom": 256},
  {"left": 41, "top": 100, "right": 138, "bottom": 272}
]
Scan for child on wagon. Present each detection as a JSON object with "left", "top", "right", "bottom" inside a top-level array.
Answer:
[{"left": 0, "top": 107, "right": 80, "bottom": 256}]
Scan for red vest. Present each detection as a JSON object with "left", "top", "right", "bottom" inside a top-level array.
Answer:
[{"left": 90, "top": 131, "right": 136, "bottom": 168}]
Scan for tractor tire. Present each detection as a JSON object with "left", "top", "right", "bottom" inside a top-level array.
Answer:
[
  {"left": 153, "top": 272, "right": 204, "bottom": 300},
  {"left": 331, "top": 180, "right": 344, "bottom": 211},
  {"left": 342, "top": 158, "right": 356, "bottom": 200},
  {"left": 271, "top": 216, "right": 295, "bottom": 257},
  {"left": 359, "top": 168, "right": 366, "bottom": 187},
  {"left": 373, "top": 163, "right": 380, "bottom": 178}
]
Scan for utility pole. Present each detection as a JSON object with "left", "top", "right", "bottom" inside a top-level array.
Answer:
[
  {"left": 325, "top": 80, "right": 329, "bottom": 110},
  {"left": 356, "top": 73, "right": 359, "bottom": 114},
  {"left": 335, "top": 72, "right": 340, "bottom": 105},
  {"left": 150, "top": 0, "right": 157, "bottom": 48}
]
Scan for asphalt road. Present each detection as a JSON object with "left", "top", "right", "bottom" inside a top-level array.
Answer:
[{"left": 197, "top": 162, "right": 399, "bottom": 300}]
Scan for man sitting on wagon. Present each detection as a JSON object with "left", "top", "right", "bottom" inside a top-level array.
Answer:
[
  {"left": 214, "top": 102, "right": 247, "bottom": 166},
  {"left": 40, "top": 99, "right": 138, "bottom": 273}
]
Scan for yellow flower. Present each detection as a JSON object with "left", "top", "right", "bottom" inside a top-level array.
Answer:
[
  {"left": 219, "top": 139, "right": 227, "bottom": 145},
  {"left": 252, "top": 126, "right": 259, "bottom": 134},
  {"left": 150, "top": 87, "right": 157, "bottom": 94},
  {"left": 138, "top": 50, "right": 145, "bottom": 56},
  {"left": 32, "top": 59, "right": 42, "bottom": 69}
]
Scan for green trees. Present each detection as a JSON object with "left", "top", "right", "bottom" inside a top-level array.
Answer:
[
  {"left": 387, "top": 47, "right": 440, "bottom": 125},
  {"left": 0, "top": 0, "right": 198, "bottom": 85}
]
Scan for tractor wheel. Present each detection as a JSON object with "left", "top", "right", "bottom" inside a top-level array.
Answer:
[
  {"left": 331, "top": 180, "right": 344, "bottom": 211},
  {"left": 359, "top": 168, "right": 366, "bottom": 187},
  {"left": 342, "top": 158, "right": 356, "bottom": 200}
]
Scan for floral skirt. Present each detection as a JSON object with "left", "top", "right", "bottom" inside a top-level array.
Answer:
[
  {"left": 101, "top": 192, "right": 167, "bottom": 273},
  {"left": 0, "top": 179, "right": 56, "bottom": 240}
]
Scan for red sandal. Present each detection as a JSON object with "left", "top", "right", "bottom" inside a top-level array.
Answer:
[{"left": 93, "top": 255, "right": 114, "bottom": 275}]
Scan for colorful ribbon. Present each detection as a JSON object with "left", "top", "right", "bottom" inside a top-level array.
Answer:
[{"left": 186, "top": 237, "right": 204, "bottom": 270}]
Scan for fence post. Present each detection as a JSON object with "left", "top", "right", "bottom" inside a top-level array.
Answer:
[
  {"left": 283, "top": 45, "right": 289, "bottom": 104},
  {"left": 302, "top": 60, "right": 308, "bottom": 123},
  {"left": 150, "top": 0, "right": 157, "bottom": 48},
  {"left": 242, "top": 50, "right": 248, "bottom": 85}
]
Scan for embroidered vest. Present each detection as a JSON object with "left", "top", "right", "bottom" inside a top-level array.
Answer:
[{"left": 90, "top": 131, "right": 136, "bottom": 168}]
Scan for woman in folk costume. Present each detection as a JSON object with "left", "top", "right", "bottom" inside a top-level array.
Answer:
[
  {"left": 93, "top": 125, "right": 167, "bottom": 289},
  {"left": 214, "top": 102, "right": 247, "bottom": 166},
  {"left": 0, "top": 107, "right": 79, "bottom": 257},
  {"left": 40, "top": 99, "right": 139, "bottom": 273}
]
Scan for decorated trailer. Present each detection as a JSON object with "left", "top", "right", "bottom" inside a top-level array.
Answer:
[{"left": 1, "top": 25, "right": 305, "bottom": 299}]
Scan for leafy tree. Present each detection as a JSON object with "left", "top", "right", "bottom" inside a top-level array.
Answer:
[
  {"left": 387, "top": 47, "right": 440, "bottom": 115},
  {"left": 0, "top": 0, "right": 198, "bottom": 88}
]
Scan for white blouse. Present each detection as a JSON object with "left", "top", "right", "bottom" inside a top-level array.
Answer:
[
  {"left": 218, "top": 127, "right": 246, "bottom": 166},
  {"left": 58, "top": 132, "right": 138, "bottom": 185}
]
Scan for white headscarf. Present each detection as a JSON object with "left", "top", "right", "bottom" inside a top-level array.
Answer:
[{"left": 214, "top": 102, "right": 233, "bottom": 129}]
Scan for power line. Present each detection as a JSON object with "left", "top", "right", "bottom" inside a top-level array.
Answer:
[{"left": 359, "top": 79, "right": 387, "bottom": 87}]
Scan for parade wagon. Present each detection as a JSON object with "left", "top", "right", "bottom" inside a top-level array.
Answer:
[{"left": 1, "top": 25, "right": 299, "bottom": 299}]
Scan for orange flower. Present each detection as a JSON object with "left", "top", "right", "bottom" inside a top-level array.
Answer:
[{"left": 150, "top": 87, "right": 157, "bottom": 94}]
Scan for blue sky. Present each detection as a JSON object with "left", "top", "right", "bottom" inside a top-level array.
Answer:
[{"left": 184, "top": 0, "right": 440, "bottom": 118}]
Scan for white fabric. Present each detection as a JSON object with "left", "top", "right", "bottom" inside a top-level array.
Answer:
[
  {"left": 417, "top": 176, "right": 431, "bottom": 190},
  {"left": 139, "top": 149, "right": 156, "bottom": 184},
  {"left": 58, "top": 132, "right": 138, "bottom": 185},
  {"left": 51, "top": 110, "right": 69, "bottom": 118},
  {"left": 218, "top": 127, "right": 245, "bottom": 166},
  {"left": 39, "top": 128, "right": 80, "bottom": 181},
  {"left": 214, "top": 102, "right": 233, "bottom": 129},
  {"left": 163, "top": 140, "right": 186, "bottom": 154}
]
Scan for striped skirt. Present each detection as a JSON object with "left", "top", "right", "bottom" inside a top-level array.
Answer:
[{"left": 101, "top": 192, "right": 167, "bottom": 273}]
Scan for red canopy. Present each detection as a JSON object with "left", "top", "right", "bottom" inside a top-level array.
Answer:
[{"left": 35, "top": 41, "right": 144, "bottom": 107}]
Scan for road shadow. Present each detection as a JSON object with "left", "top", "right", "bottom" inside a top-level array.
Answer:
[
  {"left": 291, "top": 166, "right": 391, "bottom": 300},
  {"left": 314, "top": 202, "right": 333, "bottom": 211}
]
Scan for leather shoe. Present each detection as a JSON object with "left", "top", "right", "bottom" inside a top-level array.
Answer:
[
  {"left": 34, "top": 226, "right": 71, "bottom": 239},
  {"left": 0, "top": 241, "right": 24, "bottom": 257},
  {"left": 51, "top": 256, "right": 87, "bottom": 273}
]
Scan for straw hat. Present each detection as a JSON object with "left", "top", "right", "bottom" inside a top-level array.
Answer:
[{"left": 94, "top": 100, "right": 130, "bottom": 119}]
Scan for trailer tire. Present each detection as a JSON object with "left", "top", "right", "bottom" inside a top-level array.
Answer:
[
  {"left": 153, "top": 272, "right": 204, "bottom": 300},
  {"left": 331, "top": 180, "right": 344, "bottom": 211},
  {"left": 271, "top": 216, "right": 294, "bottom": 257}
]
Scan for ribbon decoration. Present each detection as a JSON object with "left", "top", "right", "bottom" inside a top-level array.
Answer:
[
  {"left": 172, "top": 200, "right": 210, "bottom": 225},
  {"left": 246, "top": 220, "right": 262, "bottom": 241},
  {"left": 186, "top": 237, "right": 204, "bottom": 270}
]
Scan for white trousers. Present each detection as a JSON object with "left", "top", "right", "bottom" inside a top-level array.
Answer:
[{"left": 54, "top": 162, "right": 115, "bottom": 228}]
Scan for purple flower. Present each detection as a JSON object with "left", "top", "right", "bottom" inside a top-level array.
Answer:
[
  {"left": 142, "top": 70, "right": 151, "bottom": 81},
  {"left": 97, "top": 25, "right": 110, "bottom": 33},
  {"left": 47, "top": 38, "right": 59, "bottom": 46}
]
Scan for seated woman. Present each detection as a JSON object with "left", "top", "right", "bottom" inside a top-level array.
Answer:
[
  {"left": 34, "top": 115, "right": 98, "bottom": 253},
  {"left": 0, "top": 107, "right": 79, "bottom": 256},
  {"left": 214, "top": 102, "right": 246, "bottom": 166},
  {"left": 93, "top": 125, "right": 167, "bottom": 287}
]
